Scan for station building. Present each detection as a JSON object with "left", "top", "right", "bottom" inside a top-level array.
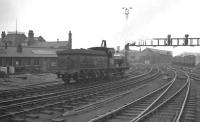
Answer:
[{"left": 0, "top": 30, "right": 72, "bottom": 73}]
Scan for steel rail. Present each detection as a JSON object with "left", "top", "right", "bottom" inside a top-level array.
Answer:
[
  {"left": 87, "top": 69, "right": 176, "bottom": 122},
  {"left": 0, "top": 67, "right": 159, "bottom": 119},
  {"left": 174, "top": 73, "right": 191, "bottom": 122},
  {"left": 0, "top": 67, "right": 153, "bottom": 107},
  {"left": 134, "top": 71, "right": 190, "bottom": 122},
  {"left": 0, "top": 64, "right": 140, "bottom": 99}
]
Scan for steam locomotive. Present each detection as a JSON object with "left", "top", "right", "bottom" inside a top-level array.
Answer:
[{"left": 56, "top": 40, "right": 129, "bottom": 84}]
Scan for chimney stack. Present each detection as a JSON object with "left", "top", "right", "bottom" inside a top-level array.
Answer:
[
  {"left": 28, "top": 30, "right": 34, "bottom": 38},
  {"left": 68, "top": 31, "right": 72, "bottom": 49},
  {"left": 28, "top": 30, "right": 34, "bottom": 45},
  {"left": 16, "top": 44, "right": 23, "bottom": 53}
]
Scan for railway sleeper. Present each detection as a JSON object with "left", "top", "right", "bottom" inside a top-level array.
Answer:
[
  {"left": 9, "top": 118, "right": 27, "bottom": 122},
  {"left": 40, "top": 110, "right": 54, "bottom": 115},
  {"left": 52, "top": 118, "right": 65, "bottom": 122},
  {"left": 24, "top": 114, "right": 39, "bottom": 119},
  {"left": 50, "top": 107, "right": 65, "bottom": 112}
]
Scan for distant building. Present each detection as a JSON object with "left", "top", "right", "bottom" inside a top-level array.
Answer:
[
  {"left": 0, "top": 46, "right": 61, "bottom": 73},
  {"left": 28, "top": 30, "right": 71, "bottom": 49},
  {"left": 127, "top": 50, "right": 140, "bottom": 64},
  {"left": 0, "top": 30, "right": 46, "bottom": 47},
  {"left": 29, "top": 41, "right": 70, "bottom": 49},
  {"left": 1, "top": 32, "right": 27, "bottom": 46},
  {"left": 139, "top": 48, "right": 172, "bottom": 64},
  {"left": 177, "top": 52, "right": 200, "bottom": 65},
  {"left": 0, "top": 30, "right": 72, "bottom": 73}
]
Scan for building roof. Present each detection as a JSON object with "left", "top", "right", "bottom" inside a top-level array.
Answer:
[
  {"left": 0, "top": 46, "right": 63, "bottom": 58},
  {"left": 29, "top": 41, "right": 69, "bottom": 49},
  {"left": 57, "top": 49, "right": 107, "bottom": 56},
  {"left": 24, "top": 36, "right": 46, "bottom": 44},
  {"left": 143, "top": 48, "right": 172, "bottom": 56},
  {"left": 178, "top": 52, "right": 196, "bottom": 57},
  {"left": 2, "top": 33, "right": 27, "bottom": 46}
]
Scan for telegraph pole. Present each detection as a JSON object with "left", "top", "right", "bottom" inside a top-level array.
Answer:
[
  {"left": 122, "top": 6, "right": 132, "bottom": 66},
  {"left": 122, "top": 7, "right": 132, "bottom": 21}
]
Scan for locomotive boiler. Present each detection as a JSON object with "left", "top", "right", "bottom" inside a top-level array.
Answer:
[{"left": 56, "top": 40, "right": 129, "bottom": 84}]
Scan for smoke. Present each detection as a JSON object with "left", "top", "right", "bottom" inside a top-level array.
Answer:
[
  {"left": 0, "top": 0, "right": 15, "bottom": 24},
  {"left": 116, "top": 0, "right": 182, "bottom": 43},
  {"left": 0, "top": 0, "right": 28, "bottom": 31}
]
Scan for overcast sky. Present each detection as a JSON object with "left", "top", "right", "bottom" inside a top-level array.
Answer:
[{"left": 0, "top": 0, "right": 200, "bottom": 55}]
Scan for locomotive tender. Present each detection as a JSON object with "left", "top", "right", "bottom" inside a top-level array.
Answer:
[{"left": 56, "top": 40, "right": 129, "bottom": 83}]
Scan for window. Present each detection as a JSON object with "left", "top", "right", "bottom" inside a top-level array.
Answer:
[
  {"left": 34, "top": 59, "right": 39, "bottom": 65},
  {"left": 0, "top": 58, "right": 2, "bottom": 66},
  {"left": 27, "top": 58, "right": 31, "bottom": 65},
  {"left": 6, "top": 58, "right": 12, "bottom": 66}
]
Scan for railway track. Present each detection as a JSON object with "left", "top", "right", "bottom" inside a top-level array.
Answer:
[
  {"left": 178, "top": 84, "right": 196, "bottom": 122},
  {"left": 88, "top": 70, "right": 189, "bottom": 122},
  {"left": 0, "top": 66, "right": 160, "bottom": 121},
  {"left": 0, "top": 65, "right": 149, "bottom": 102},
  {"left": 135, "top": 71, "right": 190, "bottom": 122},
  {"left": 0, "top": 64, "right": 142, "bottom": 101}
]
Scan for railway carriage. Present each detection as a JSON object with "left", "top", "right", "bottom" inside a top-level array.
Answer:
[{"left": 56, "top": 40, "right": 129, "bottom": 84}]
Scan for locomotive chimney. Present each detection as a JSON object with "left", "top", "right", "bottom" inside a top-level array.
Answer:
[
  {"left": 1, "top": 31, "right": 6, "bottom": 41},
  {"left": 68, "top": 31, "right": 72, "bottom": 49},
  {"left": 5, "top": 42, "right": 7, "bottom": 49}
]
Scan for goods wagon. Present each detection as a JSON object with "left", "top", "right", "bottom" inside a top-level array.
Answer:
[
  {"left": 184, "top": 55, "right": 195, "bottom": 66},
  {"left": 56, "top": 40, "right": 129, "bottom": 83},
  {"left": 172, "top": 55, "right": 195, "bottom": 67}
]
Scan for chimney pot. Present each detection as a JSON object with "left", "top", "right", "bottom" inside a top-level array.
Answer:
[
  {"left": 28, "top": 30, "right": 34, "bottom": 45},
  {"left": 28, "top": 30, "right": 34, "bottom": 38}
]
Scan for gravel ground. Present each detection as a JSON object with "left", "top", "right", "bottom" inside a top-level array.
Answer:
[
  {"left": 0, "top": 73, "right": 62, "bottom": 90},
  {"left": 192, "top": 79, "right": 200, "bottom": 121}
]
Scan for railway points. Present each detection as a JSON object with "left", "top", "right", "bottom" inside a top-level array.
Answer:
[
  {"left": 53, "top": 66, "right": 174, "bottom": 122},
  {"left": 91, "top": 70, "right": 187, "bottom": 122}
]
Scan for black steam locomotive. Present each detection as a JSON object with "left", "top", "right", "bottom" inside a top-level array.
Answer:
[{"left": 56, "top": 40, "right": 129, "bottom": 84}]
